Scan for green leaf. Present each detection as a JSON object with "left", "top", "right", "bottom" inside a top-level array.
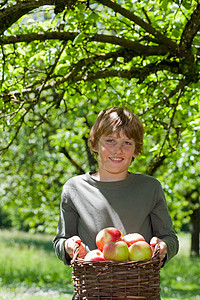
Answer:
[
  {"left": 161, "top": 0, "right": 170, "bottom": 10},
  {"left": 73, "top": 32, "right": 86, "bottom": 45}
]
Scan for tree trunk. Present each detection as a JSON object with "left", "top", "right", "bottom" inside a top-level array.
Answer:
[
  {"left": 83, "top": 137, "right": 98, "bottom": 172},
  {"left": 189, "top": 191, "right": 200, "bottom": 257}
]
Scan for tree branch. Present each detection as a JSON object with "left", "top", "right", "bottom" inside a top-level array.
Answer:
[
  {"left": 97, "top": 0, "right": 177, "bottom": 51},
  {"left": 74, "top": 60, "right": 180, "bottom": 83},
  {"left": 146, "top": 78, "right": 187, "bottom": 175},
  {"left": 0, "top": 0, "right": 54, "bottom": 34},
  {"left": 34, "top": 41, "right": 67, "bottom": 103},
  {"left": 0, "top": 0, "right": 77, "bottom": 34},
  {"left": 1, "top": 59, "right": 180, "bottom": 100},
  {"left": 60, "top": 147, "right": 85, "bottom": 174},
  {"left": 179, "top": 3, "right": 200, "bottom": 56},
  {"left": 0, "top": 31, "right": 170, "bottom": 56},
  {"left": 0, "top": 105, "right": 30, "bottom": 157}
]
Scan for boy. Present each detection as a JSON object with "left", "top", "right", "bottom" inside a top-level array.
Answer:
[{"left": 53, "top": 106, "right": 179, "bottom": 267}]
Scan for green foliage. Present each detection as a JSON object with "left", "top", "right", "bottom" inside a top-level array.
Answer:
[{"left": 0, "top": 0, "right": 200, "bottom": 233}]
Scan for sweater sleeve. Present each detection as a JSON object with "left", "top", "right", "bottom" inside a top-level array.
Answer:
[
  {"left": 150, "top": 181, "right": 179, "bottom": 264},
  {"left": 53, "top": 184, "right": 79, "bottom": 265}
]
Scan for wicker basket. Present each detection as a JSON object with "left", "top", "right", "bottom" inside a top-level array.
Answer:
[{"left": 71, "top": 250, "right": 161, "bottom": 300}]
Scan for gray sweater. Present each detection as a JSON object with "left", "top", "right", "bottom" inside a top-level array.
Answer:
[{"left": 53, "top": 172, "right": 179, "bottom": 264}]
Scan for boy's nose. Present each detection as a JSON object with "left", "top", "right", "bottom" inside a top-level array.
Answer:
[{"left": 113, "top": 142, "right": 123, "bottom": 153}]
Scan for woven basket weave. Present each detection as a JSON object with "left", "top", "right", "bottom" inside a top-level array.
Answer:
[{"left": 71, "top": 250, "right": 161, "bottom": 300}]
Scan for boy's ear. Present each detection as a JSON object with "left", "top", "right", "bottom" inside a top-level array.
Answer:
[
  {"left": 133, "top": 153, "right": 138, "bottom": 158},
  {"left": 91, "top": 146, "right": 98, "bottom": 154},
  {"left": 91, "top": 142, "right": 99, "bottom": 153}
]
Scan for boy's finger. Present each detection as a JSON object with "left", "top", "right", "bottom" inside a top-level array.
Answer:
[
  {"left": 150, "top": 236, "right": 158, "bottom": 246},
  {"left": 72, "top": 236, "right": 81, "bottom": 244}
]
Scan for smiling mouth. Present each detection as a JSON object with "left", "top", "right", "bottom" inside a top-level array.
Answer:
[{"left": 109, "top": 157, "right": 124, "bottom": 162}]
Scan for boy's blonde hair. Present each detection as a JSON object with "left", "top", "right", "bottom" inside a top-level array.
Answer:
[{"left": 89, "top": 106, "right": 144, "bottom": 156}]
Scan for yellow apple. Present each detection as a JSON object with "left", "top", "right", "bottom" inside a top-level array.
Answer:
[
  {"left": 103, "top": 241, "right": 129, "bottom": 261},
  {"left": 128, "top": 241, "right": 152, "bottom": 261}
]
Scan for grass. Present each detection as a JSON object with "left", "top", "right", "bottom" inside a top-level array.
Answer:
[
  {"left": 160, "top": 232, "right": 200, "bottom": 300},
  {"left": 0, "top": 229, "right": 73, "bottom": 300},
  {"left": 0, "top": 229, "right": 199, "bottom": 299}
]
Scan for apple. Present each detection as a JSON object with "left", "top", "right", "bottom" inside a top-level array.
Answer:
[
  {"left": 103, "top": 241, "right": 129, "bottom": 261},
  {"left": 128, "top": 241, "right": 152, "bottom": 261},
  {"left": 96, "top": 227, "right": 123, "bottom": 251},
  {"left": 84, "top": 249, "right": 106, "bottom": 261},
  {"left": 122, "top": 233, "right": 145, "bottom": 247}
]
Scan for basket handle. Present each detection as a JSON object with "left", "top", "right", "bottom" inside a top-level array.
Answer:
[
  {"left": 71, "top": 243, "right": 80, "bottom": 264},
  {"left": 152, "top": 245, "right": 160, "bottom": 258},
  {"left": 152, "top": 245, "right": 164, "bottom": 269}
]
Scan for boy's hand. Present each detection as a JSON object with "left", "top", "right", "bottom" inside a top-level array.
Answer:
[
  {"left": 150, "top": 236, "right": 167, "bottom": 261},
  {"left": 64, "top": 236, "right": 87, "bottom": 259}
]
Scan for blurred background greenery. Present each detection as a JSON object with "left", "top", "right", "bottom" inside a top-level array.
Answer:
[{"left": 0, "top": 0, "right": 200, "bottom": 298}]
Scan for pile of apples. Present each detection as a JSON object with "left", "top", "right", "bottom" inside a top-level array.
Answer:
[{"left": 84, "top": 227, "right": 153, "bottom": 262}]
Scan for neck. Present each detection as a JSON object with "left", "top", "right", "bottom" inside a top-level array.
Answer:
[{"left": 92, "top": 171, "right": 130, "bottom": 182}]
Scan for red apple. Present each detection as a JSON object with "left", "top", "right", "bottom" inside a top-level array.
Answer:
[
  {"left": 128, "top": 241, "right": 152, "bottom": 261},
  {"left": 96, "top": 227, "right": 123, "bottom": 251},
  {"left": 122, "top": 233, "right": 145, "bottom": 247},
  {"left": 84, "top": 249, "right": 106, "bottom": 261},
  {"left": 103, "top": 241, "right": 129, "bottom": 261}
]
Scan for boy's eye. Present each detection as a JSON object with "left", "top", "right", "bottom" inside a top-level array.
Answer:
[
  {"left": 124, "top": 141, "right": 132, "bottom": 145},
  {"left": 106, "top": 139, "right": 114, "bottom": 143}
]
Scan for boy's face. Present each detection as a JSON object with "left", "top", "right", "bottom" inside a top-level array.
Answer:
[{"left": 94, "top": 131, "right": 137, "bottom": 181}]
